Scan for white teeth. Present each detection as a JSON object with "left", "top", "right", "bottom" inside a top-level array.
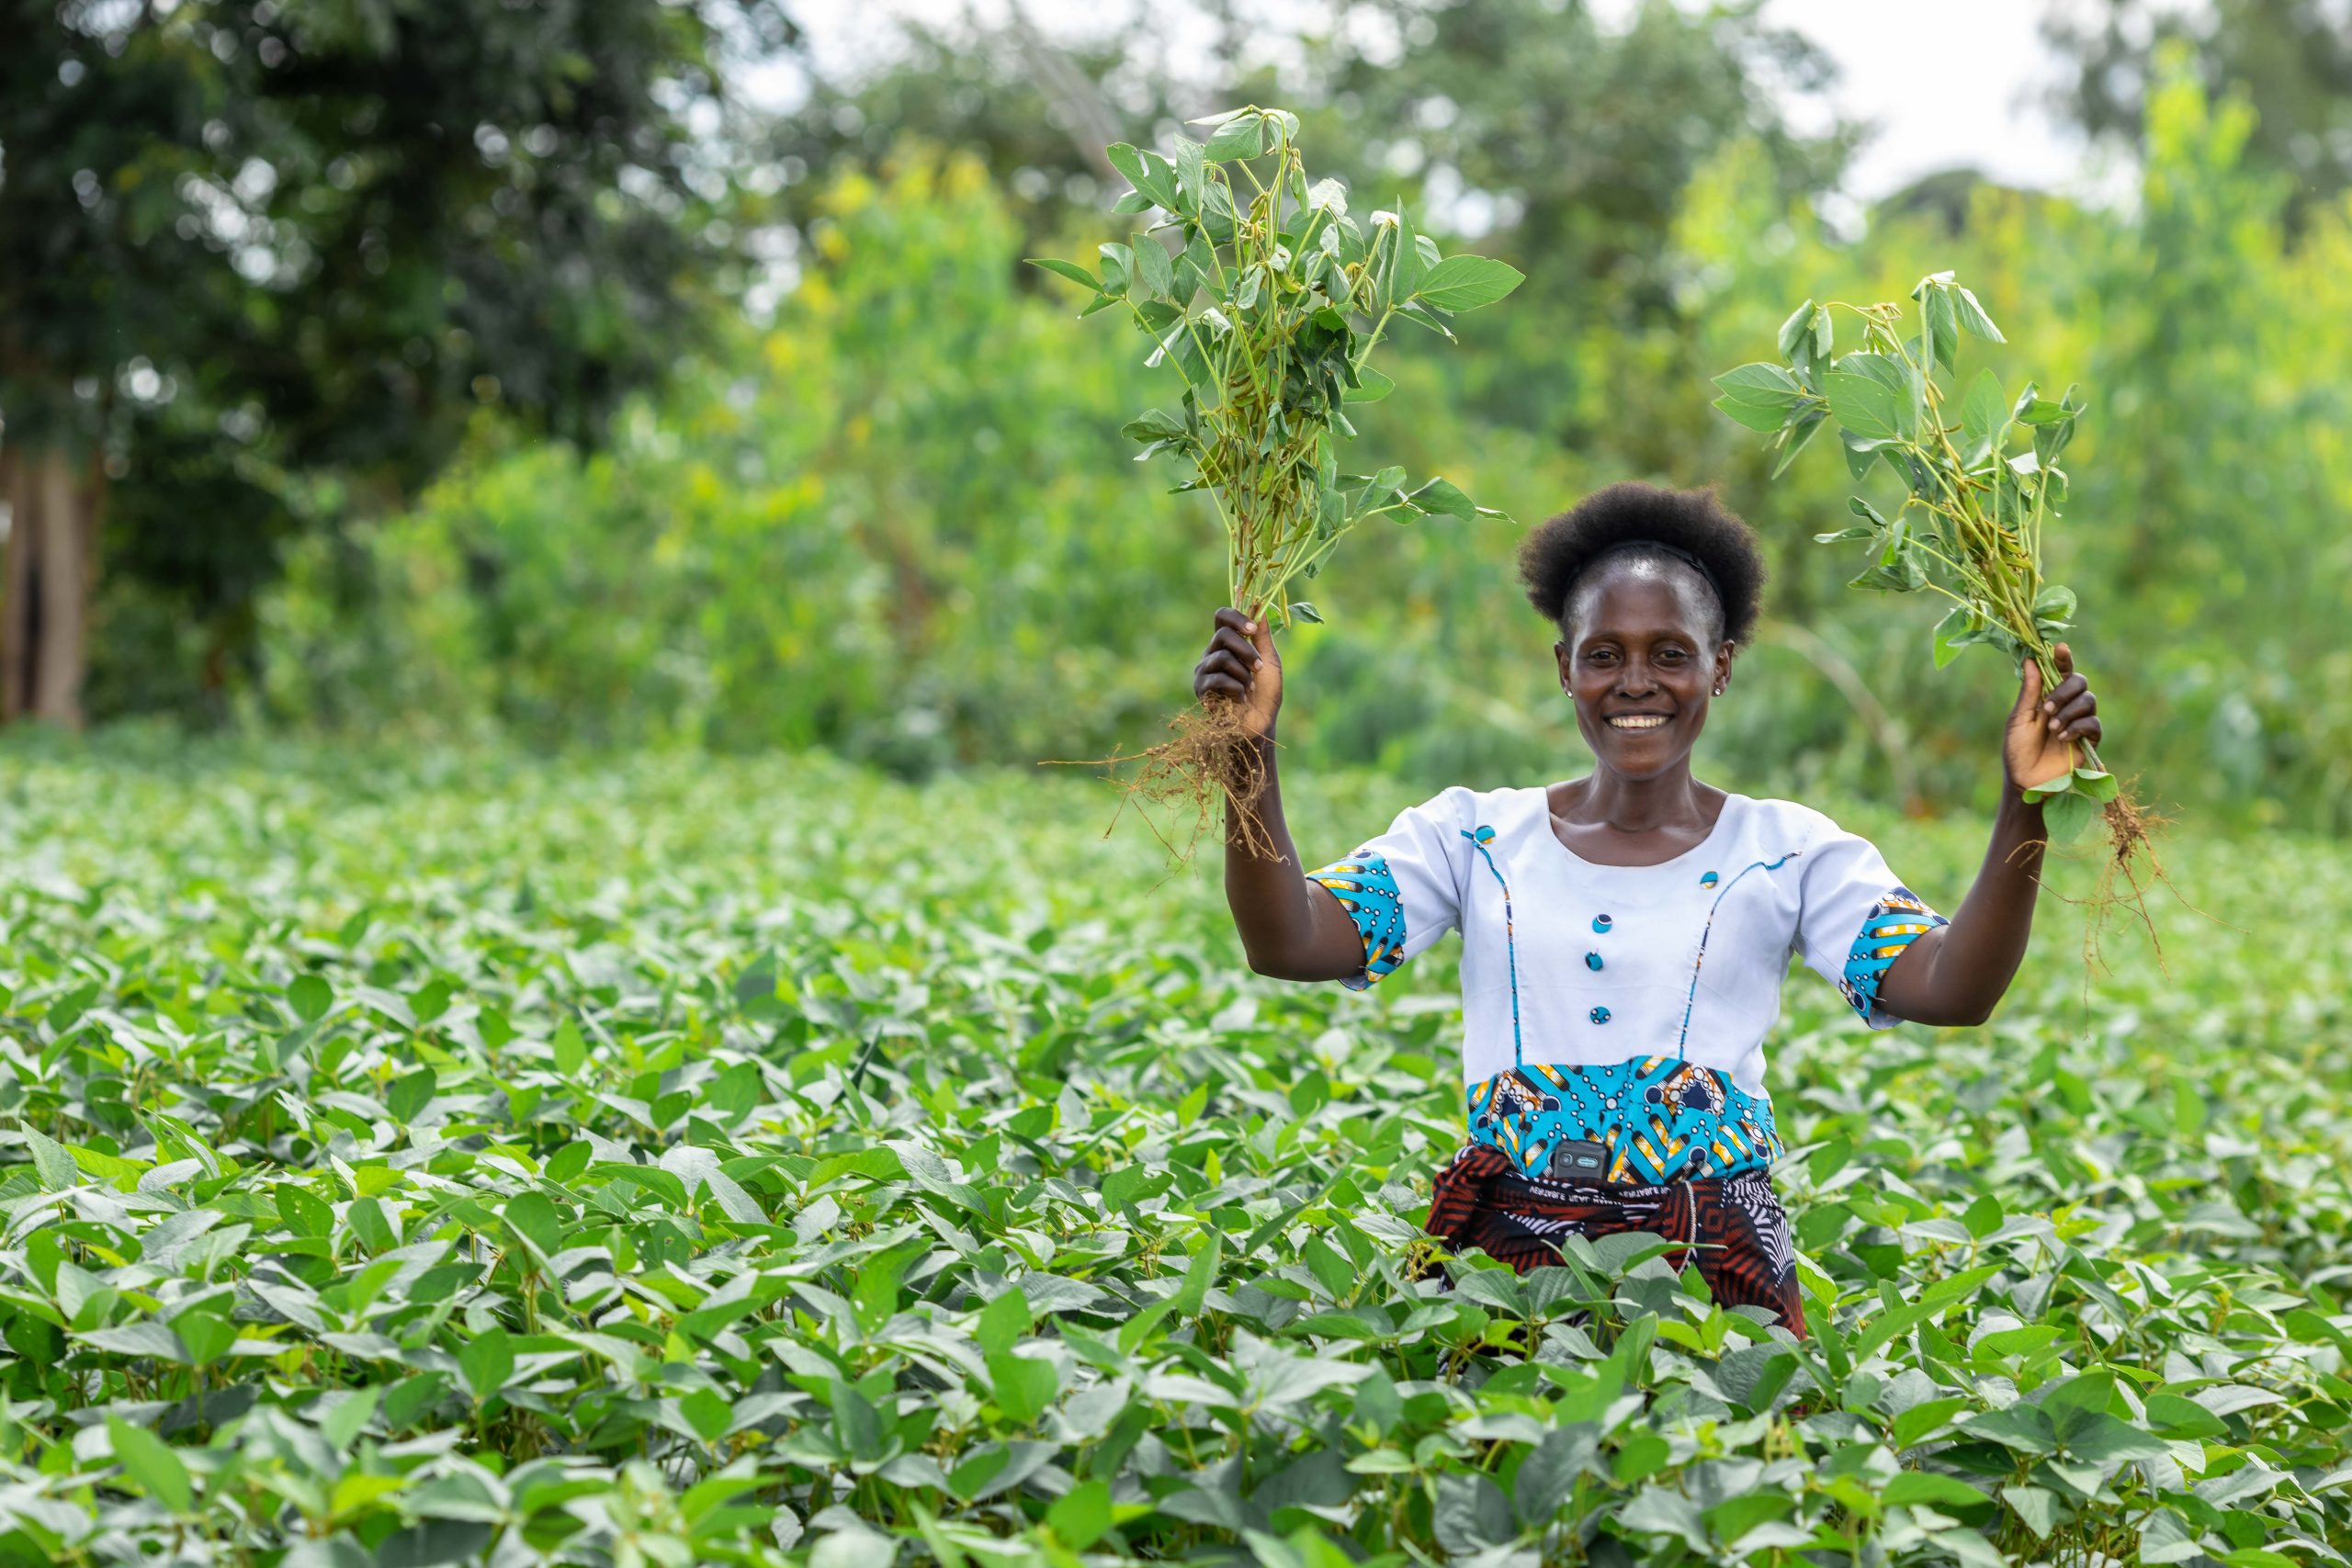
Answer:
[{"left": 1607, "top": 715, "right": 1669, "bottom": 729}]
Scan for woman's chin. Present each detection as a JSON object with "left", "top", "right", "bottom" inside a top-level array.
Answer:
[{"left": 1588, "top": 733, "right": 1692, "bottom": 776}]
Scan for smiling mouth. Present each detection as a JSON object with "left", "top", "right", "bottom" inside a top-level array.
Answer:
[{"left": 1605, "top": 714, "right": 1672, "bottom": 730}]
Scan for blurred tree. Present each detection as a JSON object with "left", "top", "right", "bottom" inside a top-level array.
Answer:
[
  {"left": 777, "top": 2, "right": 1849, "bottom": 446},
  {"left": 2046, "top": 0, "right": 2352, "bottom": 223},
  {"left": 764, "top": 10, "right": 1216, "bottom": 243},
  {"left": 0, "top": 0, "right": 790, "bottom": 727}
]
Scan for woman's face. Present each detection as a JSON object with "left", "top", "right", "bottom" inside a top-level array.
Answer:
[{"left": 1555, "top": 562, "right": 1734, "bottom": 780}]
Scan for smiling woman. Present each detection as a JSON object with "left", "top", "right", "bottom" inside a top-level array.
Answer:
[{"left": 1193, "top": 479, "right": 2107, "bottom": 1336}]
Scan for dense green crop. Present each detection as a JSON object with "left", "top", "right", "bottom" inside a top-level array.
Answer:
[{"left": 1, "top": 741, "right": 2347, "bottom": 1565}]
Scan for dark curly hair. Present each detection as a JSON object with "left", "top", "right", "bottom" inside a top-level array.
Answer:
[{"left": 1517, "top": 481, "right": 1767, "bottom": 646}]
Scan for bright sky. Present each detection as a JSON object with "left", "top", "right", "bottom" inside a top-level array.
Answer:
[{"left": 776, "top": 0, "right": 2107, "bottom": 204}]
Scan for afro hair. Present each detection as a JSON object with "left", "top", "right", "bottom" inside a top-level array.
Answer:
[{"left": 1517, "top": 481, "right": 1767, "bottom": 646}]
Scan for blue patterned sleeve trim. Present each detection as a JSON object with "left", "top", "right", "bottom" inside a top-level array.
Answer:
[
  {"left": 1837, "top": 886, "right": 1949, "bottom": 1021},
  {"left": 1306, "top": 851, "right": 1406, "bottom": 991}
]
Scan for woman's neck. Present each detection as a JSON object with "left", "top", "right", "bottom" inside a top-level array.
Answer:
[{"left": 1557, "top": 766, "right": 1716, "bottom": 835}]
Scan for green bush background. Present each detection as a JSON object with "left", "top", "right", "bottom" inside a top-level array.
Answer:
[{"left": 222, "top": 68, "right": 2352, "bottom": 832}]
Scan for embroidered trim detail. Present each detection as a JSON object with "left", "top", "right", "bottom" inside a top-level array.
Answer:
[
  {"left": 1465, "top": 1056, "right": 1784, "bottom": 1183},
  {"left": 1674, "top": 851, "right": 1799, "bottom": 1057},
  {"left": 1838, "top": 886, "right": 1947, "bottom": 1019},
  {"left": 1307, "top": 851, "right": 1407, "bottom": 991},
  {"left": 1460, "top": 825, "right": 1522, "bottom": 1067}
]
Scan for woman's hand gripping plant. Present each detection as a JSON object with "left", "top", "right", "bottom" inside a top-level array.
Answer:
[
  {"left": 1033, "top": 106, "right": 1523, "bottom": 860},
  {"left": 1713, "top": 272, "right": 2166, "bottom": 936}
]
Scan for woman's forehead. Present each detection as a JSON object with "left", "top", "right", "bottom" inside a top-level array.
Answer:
[{"left": 1568, "top": 560, "right": 1716, "bottom": 637}]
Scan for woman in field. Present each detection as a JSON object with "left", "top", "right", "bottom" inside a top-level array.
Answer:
[{"left": 1195, "top": 482, "right": 2103, "bottom": 1336}]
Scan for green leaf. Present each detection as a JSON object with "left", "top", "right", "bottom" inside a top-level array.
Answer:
[
  {"left": 1713, "top": 362, "right": 1808, "bottom": 433},
  {"left": 1134, "top": 236, "right": 1173, "bottom": 299},
  {"left": 1952, "top": 285, "right": 2005, "bottom": 342},
  {"left": 504, "top": 1190, "right": 562, "bottom": 1265},
  {"left": 1713, "top": 393, "right": 1791, "bottom": 434},
  {"left": 1824, "top": 370, "right": 1905, "bottom": 446},
  {"left": 1202, "top": 113, "right": 1267, "bottom": 162},
  {"left": 288, "top": 975, "right": 333, "bottom": 1022},
  {"left": 2146, "top": 1392, "right": 2228, "bottom": 1438},
  {"left": 388, "top": 1065, "right": 436, "bottom": 1123},
  {"left": 1933, "top": 605, "right": 1976, "bottom": 668},
  {"left": 1343, "top": 366, "right": 1395, "bottom": 403},
  {"left": 1413, "top": 254, "right": 1524, "bottom": 311},
  {"left": 1389, "top": 209, "right": 1427, "bottom": 308},
  {"left": 1848, "top": 544, "right": 1927, "bottom": 593},
  {"left": 987, "top": 1350, "right": 1059, "bottom": 1426},
  {"left": 23, "top": 1126, "right": 79, "bottom": 1191},
  {"left": 2042, "top": 788, "right": 2098, "bottom": 846},
  {"left": 458, "top": 1325, "right": 514, "bottom": 1403},
  {"left": 1771, "top": 410, "right": 1828, "bottom": 476},
  {"left": 1025, "top": 257, "right": 1099, "bottom": 292},
  {"left": 974, "top": 1288, "right": 1031, "bottom": 1358},
  {"left": 1884, "top": 1472, "right": 1988, "bottom": 1509},
  {"left": 1892, "top": 1396, "right": 1975, "bottom": 1448},
  {"left": 1921, "top": 282, "right": 1959, "bottom": 372},
  {"left": 277, "top": 1181, "right": 334, "bottom": 1239},
  {"left": 1047, "top": 1479, "right": 1114, "bottom": 1550},
  {"left": 552, "top": 1018, "right": 587, "bottom": 1076},
  {"left": 1959, "top": 367, "right": 2008, "bottom": 466},
  {"left": 1405, "top": 477, "right": 1476, "bottom": 520},
  {"left": 1287, "top": 602, "right": 1323, "bottom": 625},
  {"left": 2034, "top": 583, "right": 2077, "bottom": 626},
  {"left": 2004, "top": 1483, "right": 2062, "bottom": 1540},
  {"left": 107, "top": 1416, "right": 192, "bottom": 1513},
  {"left": 2072, "top": 767, "right": 2120, "bottom": 802},
  {"left": 1119, "top": 1232, "right": 1222, "bottom": 1352},
  {"left": 1776, "top": 299, "right": 1815, "bottom": 360}
]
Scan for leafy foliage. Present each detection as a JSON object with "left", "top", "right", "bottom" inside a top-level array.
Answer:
[
  {"left": 1, "top": 739, "right": 2347, "bottom": 1562},
  {"left": 1034, "top": 107, "right": 1521, "bottom": 628},
  {"left": 1712, "top": 273, "right": 2132, "bottom": 848}
]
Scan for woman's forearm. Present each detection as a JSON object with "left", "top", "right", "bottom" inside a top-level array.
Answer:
[
  {"left": 1879, "top": 785, "right": 2047, "bottom": 1026},
  {"left": 1222, "top": 730, "right": 1368, "bottom": 980}
]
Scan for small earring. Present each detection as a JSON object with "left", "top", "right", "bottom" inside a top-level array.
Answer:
[{"left": 1712, "top": 684, "right": 1725, "bottom": 696}]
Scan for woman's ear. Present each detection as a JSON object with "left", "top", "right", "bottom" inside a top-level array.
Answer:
[
  {"left": 1554, "top": 638, "right": 1572, "bottom": 691},
  {"left": 1712, "top": 640, "right": 1736, "bottom": 697}
]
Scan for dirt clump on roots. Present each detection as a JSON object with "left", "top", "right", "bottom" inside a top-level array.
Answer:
[{"left": 1045, "top": 700, "right": 1280, "bottom": 867}]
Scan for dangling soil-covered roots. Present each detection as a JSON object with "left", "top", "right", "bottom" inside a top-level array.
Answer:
[
  {"left": 1031, "top": 105, "right": 1521, "bottom": 863},
  {"left": 1060, "top": 701, "right": 1280, "bottom": 866}
]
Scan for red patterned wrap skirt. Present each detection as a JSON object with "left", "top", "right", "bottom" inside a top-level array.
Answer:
[{"left": 1424, "top": 1145, "right": 1808, "bottom": 1337}]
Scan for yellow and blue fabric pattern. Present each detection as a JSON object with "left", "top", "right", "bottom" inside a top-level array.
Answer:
[
  {"left": 1307, "top": 851, "right": 1408, "bottom": 992},
  {"left": 1466, "top": 1057, "right": 1785, "bottom": 1184},
  {"left": 1836, "top": 886, "right": 1946, "bottom": 1020}
]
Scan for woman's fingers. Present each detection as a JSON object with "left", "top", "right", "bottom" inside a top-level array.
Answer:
[
  {"left": 1197, "top": 669, "right": 1248, "bottom": 699},
  {"left": 2052, "top": 692, "right": 2098, "bottom": 738},
  {"left": 1208, "top": 626, "right": 1261, "bottom": 665},
  {"left": 1199, "top": 648, "right": 1255, "bottom": 684},
  {"left": 2042, "top": 674, "right": 2088, "bottom": 727}
]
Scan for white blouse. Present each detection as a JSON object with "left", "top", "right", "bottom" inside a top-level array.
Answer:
[{"left": 1306, "top": 786, "right": 1945, "bottom": 1184}]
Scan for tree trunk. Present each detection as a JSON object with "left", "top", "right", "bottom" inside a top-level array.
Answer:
[
  {"left": 0, "top": 444, "right": 99, "bottom": 730},
  {"left": 0, "top": 449, "right": 30, "bottom": 722}
]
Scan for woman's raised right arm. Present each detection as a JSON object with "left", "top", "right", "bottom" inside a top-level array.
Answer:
[{"left": 1193, "top": 607, "right": 1368, "bottom": 981}]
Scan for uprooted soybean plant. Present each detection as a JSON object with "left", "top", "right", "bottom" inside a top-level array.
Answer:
[
  {"left": 1713, "top": 274, "right": 2165, "bottom": 933},
  {"left": 1033, "top": 106, "right": 1521, "bottom": 859}
]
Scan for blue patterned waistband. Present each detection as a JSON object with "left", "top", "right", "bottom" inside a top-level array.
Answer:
[{"left": 1466, "top": 1056, "right": 1784, "bottom": 1184}]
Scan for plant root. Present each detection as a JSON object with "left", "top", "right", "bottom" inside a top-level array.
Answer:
[
  {"left": 2044, "top": 784, "right": 2211, "bottom": 982},
  {"left": 1041, "top": 700, "right": 1281, "bottom": 868}
]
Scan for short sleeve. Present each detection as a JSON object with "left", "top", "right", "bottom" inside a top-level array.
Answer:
[
  {"left": 1305, "top": 788, "right": 1470, "bottom": 990},
  {"left": 1793, "top": 819, "right": 1949, "bottom": 1027}
]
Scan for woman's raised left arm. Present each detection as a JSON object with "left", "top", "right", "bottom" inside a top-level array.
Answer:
[{"left": 1874, "top": 643, "right": 2102, "bottom": 1027}]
